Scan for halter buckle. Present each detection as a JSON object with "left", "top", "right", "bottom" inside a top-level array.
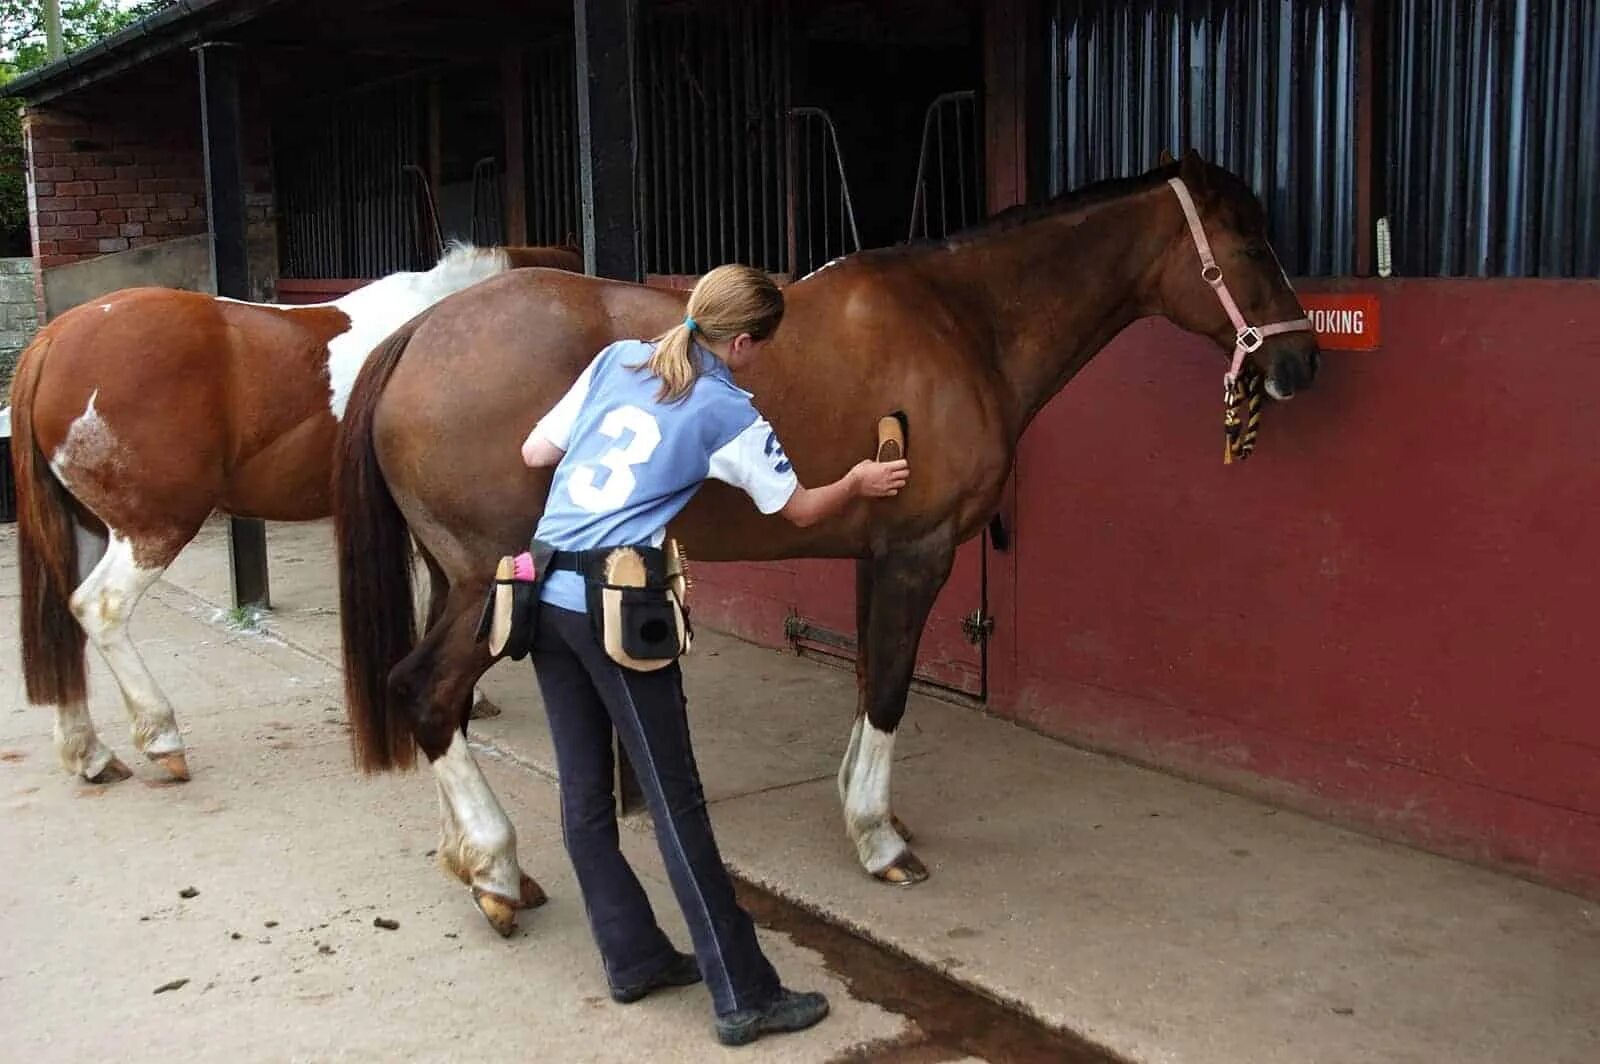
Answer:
[
  {"left": 1201, "top": 263, "right": 1224, "bottom": 286},
  {"left": 1236, "top": 326, "right": 1263, "bottom": 353}
]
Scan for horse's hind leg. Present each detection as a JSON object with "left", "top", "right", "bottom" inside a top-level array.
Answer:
[
  {"left": 396, "top": 584, "right": 545, "bottom": 935},
  {"left": 70, "top": 528, "right": 193, "bottom": 781},
  {"left": 419, "top": 546, "right": 498, "bottom": 721},
  {"left": 51, "top": 518, "right": 130, "bottom": 783},
  {"left": 839, "top": 535, "right": 955, "bottom": 885}
]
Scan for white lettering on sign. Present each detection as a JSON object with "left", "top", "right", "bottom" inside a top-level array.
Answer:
[{"left": 1309, "top": 308, "right": 1367, "bottom": 335}]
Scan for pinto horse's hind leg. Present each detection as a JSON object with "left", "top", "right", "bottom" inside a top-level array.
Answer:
[
  {"left": 395, "top": 586, "right": 545, "bottom": 935},
  {"left": 68, "top": 528, "right": 191, "bottom": 781},
  {"left": 839, "top": 537, "right": 955, "bottom": 885},
  {"left": 50, "top": 519, "right": 130, "bottom": 783}
]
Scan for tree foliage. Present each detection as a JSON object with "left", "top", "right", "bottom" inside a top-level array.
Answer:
[{"left": 2, "top": 2, "right": 171, "bottom": 248}]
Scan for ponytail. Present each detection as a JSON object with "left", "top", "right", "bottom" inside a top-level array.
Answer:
[{"left": 645, "top": 265, "right": 784, "bottom": 402}]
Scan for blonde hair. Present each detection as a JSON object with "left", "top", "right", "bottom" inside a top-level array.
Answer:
[{"left": 645, "top": 265, "right": 784, "bottom": 402}]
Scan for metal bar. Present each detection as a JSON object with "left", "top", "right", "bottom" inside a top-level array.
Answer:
[
  {"left": 1354, "top": 0, "right": 1375, "bottom": 275},
  {"left": 198, "top": 42, "right": 270, "bottom": 610}
]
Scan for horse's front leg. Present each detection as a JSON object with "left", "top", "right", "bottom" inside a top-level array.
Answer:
[{"left": 838, "top": 534, "right": 955, "bottom": 885}]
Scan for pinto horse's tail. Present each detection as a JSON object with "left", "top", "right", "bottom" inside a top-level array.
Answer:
[
  {"left": 334, "top": 316, "right": 428, "bottom": 773},
  {"left": 10, "top": 332, "right": 90, "bottom": 707}
]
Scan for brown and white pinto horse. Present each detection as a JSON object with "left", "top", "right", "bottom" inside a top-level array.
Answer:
[
  {"left": 10, "top": 243, "right": 580, "bottom": 785},
  {"left": 333, "top": 153, "right": 1319, "bottom": 934}
]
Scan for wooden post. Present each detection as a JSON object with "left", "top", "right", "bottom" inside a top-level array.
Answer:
[
  {"left": 198, "top": 43, "right": 270, "bottom": 611},
  {"left": 574, "top": 0, "right": 642, "bottom": 281},
  {"left": 575, "top": 0, "right": 646, "bottom": 815},
  {"left": 502, "top": 46, "right": 529, "bottom": 246}
]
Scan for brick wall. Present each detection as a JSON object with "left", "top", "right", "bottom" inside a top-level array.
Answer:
[
  {"left": 23, "top": 107, "right": 273, "bottom": 273},
  {"left": 0, "top": 257, "right": 39, "bottom": 398}
]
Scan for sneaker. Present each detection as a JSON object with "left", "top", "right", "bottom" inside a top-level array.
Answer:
[
  {"left": 714, "top": 987, "right": 831, "bottom": 1047},
  {"left": 610, "top": 950, "right": 702, "bottom": 1004}
]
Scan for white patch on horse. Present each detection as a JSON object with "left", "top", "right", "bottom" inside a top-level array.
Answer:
[
  {"left": 432, "top": 732, "right": 522, "bottom": 900},
  {"left": 837, "top": 714, "right": 865, "bottom": 805},
  {"left": 321, "top": 244, "right": 514, "bottom": 420},
  {"left": 99, "top": 303, "right": 113, "bottom": 312},
  {"left": 53, "top": 699, "right": 118, "bottom": 779},
  {"left": 49, "top": 389, "right": 117, "bottom": 486},
  {"left": 69, "top": 532, "right": 184, "bottom": 757},
  {"left": 801, "top": 256, "right": 846, "bottom": 281},
  {"left": 841, "top": 721, "right": 907, "bottom": 874}
]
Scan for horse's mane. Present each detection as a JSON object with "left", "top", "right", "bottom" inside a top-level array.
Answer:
[
  {"left": 964, "top": 162, "right": 1187, "bottom": 241},
  {"left": 846, "top": 161, "right": 1190, "bottom": 270}
]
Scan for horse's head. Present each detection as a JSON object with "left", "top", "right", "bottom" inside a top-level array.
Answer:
[{"left": 1151, "top": 150, "right": 1319, "bottom": 400}]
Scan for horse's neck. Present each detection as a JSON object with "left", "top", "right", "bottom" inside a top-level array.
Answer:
[{"left": 946, "top": 187, "right": 1173, "bottom": 436}]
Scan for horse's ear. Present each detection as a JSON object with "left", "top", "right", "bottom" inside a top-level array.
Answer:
[
  {"left": 1157, "top": 148, "right": 1176, "bottom": 166},
  {"left": 1180, "top": 148, "right": 1208, "bottom": 189}
]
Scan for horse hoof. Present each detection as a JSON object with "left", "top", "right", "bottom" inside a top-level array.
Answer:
[
  {"left": 473, "top": 890, "right": 519, "bottom": 937},
  {"left": 519, "top": 872, "right": 548, "bottom": 910},
  {"left": 154, "top": 751, "right": 191, "bottom": 782},
  {"left": 86, "top": 756, "right": 133, "bottom": 785},
  {"left": 891, "top": 814, "right": 914, "bottom": 844},
  {"left": 874, "top": 850, "right": 929, "bottom": 887}
]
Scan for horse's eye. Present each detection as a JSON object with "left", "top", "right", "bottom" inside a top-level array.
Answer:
[{"left": 1242, "top": 243, "right": 1269, "bottom": 260}]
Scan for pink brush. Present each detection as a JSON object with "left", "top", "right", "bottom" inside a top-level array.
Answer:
[{"left": 512, "top": 552, "right": 537, "bottom": 582}]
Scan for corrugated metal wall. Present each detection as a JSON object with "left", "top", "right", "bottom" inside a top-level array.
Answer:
[
  {"left": 274, "top": 80, "right": 430, "bottom": 279},
  {"left": 1387, "top": 0, "right": 1600, "bottom": 277},
  {"left": 638, "top": 0, "right": 790, "bottom": 276},
  {"left": 1050, "top": 0, "right": 1358, "bottom": 276}
]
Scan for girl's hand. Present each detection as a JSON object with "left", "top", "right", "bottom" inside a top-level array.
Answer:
[{"left": 852, "top": 459, "right": 910, "bottom": 498}]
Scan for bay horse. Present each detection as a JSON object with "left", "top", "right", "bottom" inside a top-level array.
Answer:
[
  {"left": 9, "top": 242, "right": 580, "bottom": 786},
  {"left": 333, "top": 152, "right": 1318, "bottom": 934}
]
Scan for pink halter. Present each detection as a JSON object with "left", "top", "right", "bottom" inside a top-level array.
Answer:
[{"left": 1168, "top": 177, "right": 1313, "bottom": 385}]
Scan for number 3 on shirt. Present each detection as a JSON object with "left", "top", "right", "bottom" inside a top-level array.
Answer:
[{"left": 568, "top": 405, "right": 663, "bottom": 513}]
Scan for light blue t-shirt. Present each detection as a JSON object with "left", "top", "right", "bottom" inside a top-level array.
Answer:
[{"left": 528, "top": 340, "right": 799, "bottom": 611}]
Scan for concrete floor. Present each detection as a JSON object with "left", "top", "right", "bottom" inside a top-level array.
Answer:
[{"left": 6, "top": 517, "right": 1600, "bottom": 1063}]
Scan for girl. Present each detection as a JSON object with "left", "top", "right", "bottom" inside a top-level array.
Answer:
[{"left": 520, "top": 264, "right": 909, "bottom": 1046}]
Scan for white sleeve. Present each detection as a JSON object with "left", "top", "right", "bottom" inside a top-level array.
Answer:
[
  {"left": 707, "top": 417, "right": 800, "bottom": 514},
  {"left": 526, "top": 359, "right": 596, "bottom": 451}
]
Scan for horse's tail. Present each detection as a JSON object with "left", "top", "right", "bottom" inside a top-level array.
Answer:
[
  {"left": 9, "top": 331, "right": 89, "bottom": 706},
  {"left": 334, "top": 317, "right": 426, "bottom": 773}
]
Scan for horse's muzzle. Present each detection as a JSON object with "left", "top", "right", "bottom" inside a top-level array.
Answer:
[{"left": 1265, "top": 343, "right": 1319, "bottom": 400}]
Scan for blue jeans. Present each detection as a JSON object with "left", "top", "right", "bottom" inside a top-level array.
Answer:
[{"left": 530, "top": 604, "right": 780, "bottom": 1016}]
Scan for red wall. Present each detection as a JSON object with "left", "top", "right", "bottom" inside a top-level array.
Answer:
[{"left": 692, "top": 279, "right": 1600, "bottom": 897}]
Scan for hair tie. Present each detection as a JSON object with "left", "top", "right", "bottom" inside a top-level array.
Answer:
[{"left": 683, "top": 316, "right": 697, "bottom": 333}]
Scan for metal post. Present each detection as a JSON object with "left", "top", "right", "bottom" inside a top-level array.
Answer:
[
  {"left": 44, "top": 0, "right": 63, "bottom": 61},
  {"left": 198, "top": 43, "right": 271, "bottom": 610},
  {"left": 575, "top": 0, "right": 645, "bottom": 814}
]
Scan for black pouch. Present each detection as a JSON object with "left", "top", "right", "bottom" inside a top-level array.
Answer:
[
  {"left": 580, "top": 546, "right": 691, "bottom": 672},
  {"left": 477, "top": 540, "right": 555, "bottom": 661}
]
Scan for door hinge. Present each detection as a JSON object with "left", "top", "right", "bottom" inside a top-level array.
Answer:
[{"left": 960, "top": 609, "right": 995, "bottom": 646}]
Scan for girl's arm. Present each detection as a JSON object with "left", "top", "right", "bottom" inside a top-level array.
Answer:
[
  {"left": 779, "top": 459, "right": 909, "bottom": 528},
  {"left": 521, "top": 433, "right": 566, "bottom": 469}
]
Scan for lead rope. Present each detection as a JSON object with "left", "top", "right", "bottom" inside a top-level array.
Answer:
[{"left": 1222, "top": 362, "right": 1265, "bottom": 464}]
